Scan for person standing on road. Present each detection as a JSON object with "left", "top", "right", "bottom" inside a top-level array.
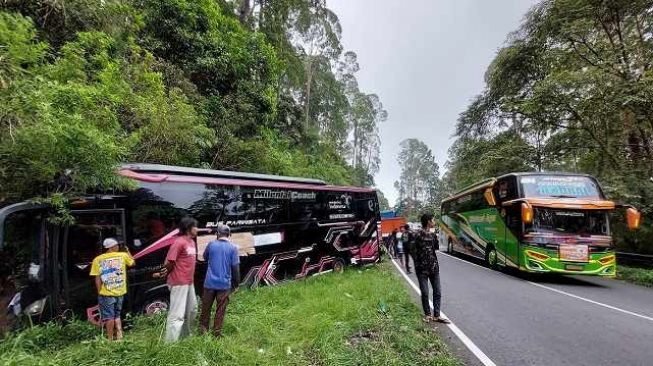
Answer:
[
  {"left": 402, "top": 224, "right": 414, "bottom": 273},
  {"left": 199, "top": 224, "right": 240, "bottom": 337},
  {"left": 89, "top": 238, "right": 135, "bottom": 341},
  {"left": 390, "top": 228, "right": 399, "bottom": 258},
  {"left": 413, "top": 213, "right": 450, "bottom": 324},
  {"left": 162, "top": 217, "right": 198, "bottom": 342}
]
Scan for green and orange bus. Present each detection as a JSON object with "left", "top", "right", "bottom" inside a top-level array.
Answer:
[{"left": 439, "top": 172, "right": 641, "bottom": 276}]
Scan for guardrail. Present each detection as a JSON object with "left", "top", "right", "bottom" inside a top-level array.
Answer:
[{"left": 616, "top": 252, "right": 653, "bottom": 268}]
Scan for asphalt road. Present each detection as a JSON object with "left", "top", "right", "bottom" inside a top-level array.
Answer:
[{"left": 396, "top": 250, "right": 653, "bottom": 366}]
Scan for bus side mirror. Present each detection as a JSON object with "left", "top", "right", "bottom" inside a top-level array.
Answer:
[
  {"left": 521, "top": 202, "right": 533, "bottom": 224},
  {"left": 484, "top": 189, "right": 496, "bottom": 206},
  {"left": 626, "top": 207, "right": 641, "bottom": 230}
]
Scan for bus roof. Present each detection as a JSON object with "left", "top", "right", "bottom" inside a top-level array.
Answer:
[
  {"left": 495, "top": 171, "right": 595, "bottom": 179},
  {"left": 120, "top": 163, "right": 376, "bottom": 193},
  {"left": 441, "top": 172, "right": 598, "bottom": 205},
  {"left": 121, "top": 163, "right": 327, "bottom": 185}
]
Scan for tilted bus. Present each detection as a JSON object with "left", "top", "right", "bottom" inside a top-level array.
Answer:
[
  {"left": 439, "top": 172, "right": 641, "bottom": 276},
  {"left": 0, "top": 164, "right": 380, "bottom": 331}
]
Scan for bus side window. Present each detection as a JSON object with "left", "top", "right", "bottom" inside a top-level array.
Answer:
[
  {"left": 131, "top": 205, "right": 181, "bottom": 250},
  {"left": 495, "top": 177, "right": 518, "bottom": 203}
]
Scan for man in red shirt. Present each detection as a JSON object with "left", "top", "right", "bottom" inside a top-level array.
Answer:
[{"left": 162, "top": 217, "right": 198, "bottom": 342}]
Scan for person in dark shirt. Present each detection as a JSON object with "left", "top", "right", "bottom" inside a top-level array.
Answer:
[
  {"left": 390, "top": 228, "right": 399, "bottom": 258},
  {"left": 412, "top": 213, "right": 450, "bottom": 324},
  {"left": 402, "top": 224, "right": 413, "bottom": 273}
]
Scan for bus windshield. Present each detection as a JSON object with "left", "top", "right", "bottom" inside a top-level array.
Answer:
[
  {"left": 519, "top": 175, "right": 603, "bottom": 199},
  {"left": 528, "top": 208, "right": 609, "bottom": 235}
]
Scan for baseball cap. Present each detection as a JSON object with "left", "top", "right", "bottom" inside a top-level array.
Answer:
[
  {"left": 103, "top": 238, "right": 119, "bottom": 249},
  {"left": 216, "top": 224, "right": 231, "bottom": 237}
]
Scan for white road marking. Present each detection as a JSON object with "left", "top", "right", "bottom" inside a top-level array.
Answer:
[
  {"left": 390, "top": 258, "right": 497, "bottom": 366},
  {"left": 439, "top": 251, "right": 653, "bottom": 323},
  {"left": 527, "top": 282, "right": 653, "bottom": 323}
]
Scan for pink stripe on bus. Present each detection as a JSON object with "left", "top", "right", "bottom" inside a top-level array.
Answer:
[
  {"left": 119, "top": 169, "right": 376, "bottom": 193},
  {"left": 133, "top": 229, "right": 179, "bottom": 260}
]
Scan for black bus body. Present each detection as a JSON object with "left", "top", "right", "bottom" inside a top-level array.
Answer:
[{"left": 0, "top": 164, "right": 380, "bottom": 331}]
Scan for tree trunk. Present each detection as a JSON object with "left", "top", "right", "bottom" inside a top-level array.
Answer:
[
  {"left": 304, "top": 57, "right": 314, "bottom": 130},
  {"left": 352, "top": 121, "right": 359, "bottom": 168},
  {"left": 238, "top": 0, "right": 252, "bottom": 25}
]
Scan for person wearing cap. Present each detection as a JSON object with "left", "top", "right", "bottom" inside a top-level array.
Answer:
[
  {"left": 199, "top": 224, "right": 240, "bottom": 337},
  {"left": 89, "top": 238, "right": 135, "bottom": 341}
]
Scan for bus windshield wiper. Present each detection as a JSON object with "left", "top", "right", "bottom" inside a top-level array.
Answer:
[{"left": 550, "top": 195, "right": 576, "bottom": 199}]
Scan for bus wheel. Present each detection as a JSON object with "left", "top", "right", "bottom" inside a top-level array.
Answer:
[
  {"left": 333, "top": 258, "right": 345, "bottom": 273},
  {"left": 486, "top": 246, "right": 498, "bottom": 269},
  {"left": 142, "top": 298, "right": 169, "bottom": 316},
  {"left": 447, "top": 239, "right": 454, "bottom": 254}
]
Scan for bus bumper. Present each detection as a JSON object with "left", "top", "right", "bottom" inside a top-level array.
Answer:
[{"left": 520, "top": 246, "right": 617, "bottom": 277}]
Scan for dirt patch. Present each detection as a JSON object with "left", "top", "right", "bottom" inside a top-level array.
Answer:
[
  {"left": 304, "top": 348, "right": 326, "bottom": 366},
  {"left": 345, "top": 330, "right": 381, "bottom": 347}
]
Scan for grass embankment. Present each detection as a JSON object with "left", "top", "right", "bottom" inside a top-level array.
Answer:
[
  {"left": 618, "top": 265, "right": 653, "bottom": 287},
  {"left": 0, "top": 263, "right": 459, "bottom": 366}
]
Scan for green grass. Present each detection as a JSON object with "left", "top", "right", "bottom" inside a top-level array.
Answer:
[
  {"left": 617, "top": 265, "right": 653, "bottom": 287},
  {"left": 0, "top": 263, "right": 459, "bottom": 366}
]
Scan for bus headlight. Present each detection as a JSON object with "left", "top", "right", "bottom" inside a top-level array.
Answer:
[
  {"left": 599, "top": 255, "right": 615, "bottom": 265},
  {"left": 24, "top": 298, "right": 47, "bottom": 316},
  {"left": 525, "top": 250, "right": 550, "bottom": 261}
]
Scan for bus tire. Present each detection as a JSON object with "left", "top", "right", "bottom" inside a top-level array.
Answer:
[
  {"left": 447, "top": 239, "right": 454, "bottom": 254},
  {"left": 333, "top": 258, "right": 345, "bottom": 273},
  {"left": 485, "top": 246, "right": 498, "bottom": 270},
  {"left": 142, "top": 297, "right": 169, "bottom": 316}
]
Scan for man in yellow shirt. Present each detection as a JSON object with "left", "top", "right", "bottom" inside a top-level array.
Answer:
[{"left": 90, "top": 238, "right": 135, "bottom": 341}]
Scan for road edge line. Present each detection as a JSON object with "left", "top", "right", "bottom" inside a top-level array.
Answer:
[{"left": 390, "top": 258, "right": 497, "bottom": 366}]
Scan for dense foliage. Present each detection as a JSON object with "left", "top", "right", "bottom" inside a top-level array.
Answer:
[
  {"left": 445, "top": 0, "right": 653, "bottom": 253},
  {"left": 0, "top": 0, "right": 387, "bottom": 206}
]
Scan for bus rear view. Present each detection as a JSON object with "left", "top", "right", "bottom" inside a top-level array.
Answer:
[{"left": 440, "top": 173, "right": 641, "bottom": 276}]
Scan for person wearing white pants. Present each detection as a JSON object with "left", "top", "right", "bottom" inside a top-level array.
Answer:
[
  {"left": 165, "top": 284, "right": 197, "bottom": 341},
  {"left": 161, "top": 217, "right": 199, "bottom": 342}
]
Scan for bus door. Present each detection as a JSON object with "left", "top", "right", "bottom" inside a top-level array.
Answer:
[
  {"left": 503, "top": 205, "right": 521, "bottom": 268},
  {"left": 59, "top": 209, "right": 126, "bottom": 314},
  {"left": 494, "top": 178, "right": 520, "bottom": 268}
]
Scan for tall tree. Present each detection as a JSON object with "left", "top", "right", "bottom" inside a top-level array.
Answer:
[{"left": 395, "top": 139, "right": 442, "bottom": 218}]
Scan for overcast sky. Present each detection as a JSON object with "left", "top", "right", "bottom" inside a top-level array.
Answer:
[{"left": 328, "top": 0, "right": 537, "bottom": 205}]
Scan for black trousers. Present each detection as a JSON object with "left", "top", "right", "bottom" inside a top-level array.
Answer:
[
  {"left": 403, "top": 249, "right": 412, "bottom": 271},
  {"left": 417, "top": 271, "right": 441, "bottom": 317}
]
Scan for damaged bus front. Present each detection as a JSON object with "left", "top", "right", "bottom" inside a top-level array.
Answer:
[{"left": 0, "top": 202, "right": 51, "bottom": 335}]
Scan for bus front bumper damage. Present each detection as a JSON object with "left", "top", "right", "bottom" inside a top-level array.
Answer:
[{"left": 520, "top": 245, "right": 616, "bottom": 276}]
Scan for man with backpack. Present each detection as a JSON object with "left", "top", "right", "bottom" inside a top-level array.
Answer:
[{"left": 412, "top": 214, "right": 450, "bottom": 324}]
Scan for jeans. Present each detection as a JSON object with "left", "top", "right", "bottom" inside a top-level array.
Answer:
[
  {"left": 98, "top": 295, "right": 123, "bottom": 322},
  {"left": 165, "top": 284, "right": 197, "bottom": 342},
  {"left": 417, "top": 271, "right": 441, "bottom": 317},
  {"left": 199, "top": 288, "right": 231, "bottom": 336}
]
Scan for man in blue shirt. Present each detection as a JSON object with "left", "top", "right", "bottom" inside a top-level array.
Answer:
[{"left": 199, "top": 224, "right": 240, "bottom": 336}]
